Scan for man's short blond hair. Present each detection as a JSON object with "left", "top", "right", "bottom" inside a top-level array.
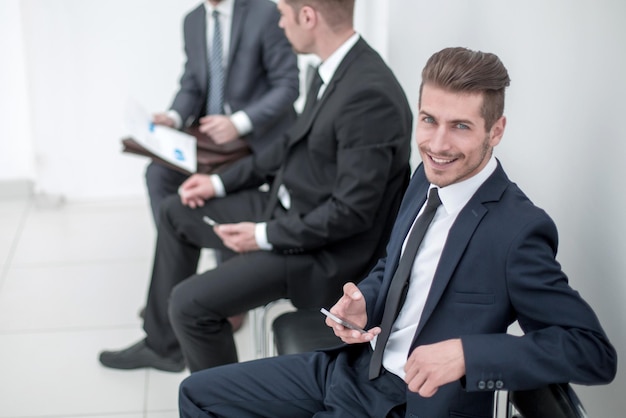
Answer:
[{"left": 284, "top": 0, "right": 354, "bottom": 30}]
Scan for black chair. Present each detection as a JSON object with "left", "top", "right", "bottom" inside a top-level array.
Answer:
[
  {"left": 495, "top": 383, "right": 587, "bottom": 418},
  {"left": 272, "top": 308, "right": 341, "bottom": 355}
]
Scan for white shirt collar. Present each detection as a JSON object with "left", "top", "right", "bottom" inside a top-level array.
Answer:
[
  {"left": 317, "top": 32, "right": 360, "bottom": 86},
  {"left": 433, "top": 155, "right": 498, "bottom": 215},
  {"left": 204, "top": 0, "right": 234, "bottom": 17}
]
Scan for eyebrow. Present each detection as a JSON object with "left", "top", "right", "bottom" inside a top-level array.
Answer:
[{"left": 419, "top": 110, "right": 475, "bottom": 127}]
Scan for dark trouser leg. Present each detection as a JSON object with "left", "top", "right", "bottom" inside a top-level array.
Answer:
[
  {"left": 169, "top": 250, "right": 289, "bottom": 372},
  {"left": 145, "top": 162, "right": 188, "bottom": 226},
  {"left": 179, "top": 346, "right": 407, "bottom": 418},
  {"left": 143, "top": 190, "right": 268, "bottom": 359}
]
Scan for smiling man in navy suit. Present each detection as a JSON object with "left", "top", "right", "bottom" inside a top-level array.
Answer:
[{"left": 178, "top": 46, "right": 617, "bottom": 417}]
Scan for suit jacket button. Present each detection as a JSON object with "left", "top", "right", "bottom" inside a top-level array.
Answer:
[
  {"left": 495, "top": 380, "right": 504, "bottom": 389},
  {"left": 487, "top": 380, "right": 495, "bottom": 390},
  {"left": 478, "top": 381, "right": 486, "bottom": 390}
]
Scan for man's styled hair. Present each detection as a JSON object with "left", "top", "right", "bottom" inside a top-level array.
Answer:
[
  {"left": 419, "top": 47, "right": 511, "bottom": 130},
  {"left": 284, "top": 0, "right": 354, "bottom": 30}
]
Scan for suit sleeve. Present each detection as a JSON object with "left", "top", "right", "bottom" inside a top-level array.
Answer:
[
  {"left": 461, "top": 216, "right": 617, "bottom": 391},
  {"left": 236, "top": 8, "right": 299, "bottom": 131},
  {"left": 170, "top": 11, "right": 205, "bottom": 126}
]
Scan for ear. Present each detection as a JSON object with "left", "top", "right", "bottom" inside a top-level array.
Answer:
[
  {"left": 300, "top": 5, "right": 318, "bottom": 28},
  {"left": 489, "top": 116, "right": 506, "bottom": 147}
]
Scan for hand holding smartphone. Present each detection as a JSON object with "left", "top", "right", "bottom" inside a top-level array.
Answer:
[{"left": 320, "top": 308, "right": 366, "bottom": 334}]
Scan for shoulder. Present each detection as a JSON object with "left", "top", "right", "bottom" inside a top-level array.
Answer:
[
  {"left": 183, "top": 3, "right": 205, "bottom": 26},
  {"left": 241, "top": 0, "right": 280, "bottom": 19}
]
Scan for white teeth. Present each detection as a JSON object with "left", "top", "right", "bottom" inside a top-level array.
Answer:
[{"left": 432, "top": 156, "right": 453, "bottom": 164}]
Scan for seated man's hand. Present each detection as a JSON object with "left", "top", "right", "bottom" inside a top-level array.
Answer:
[
  {"left": 179, "top": 174, "right": 215, "bottom": 208},
  {"left": 404, "top": 338, "right": 466, "bottom": 398},
  {"left": 152, "top": 112, "right": 176, "bottom": 128},
  {"left": 199, "top": 115, "right": 239, "bottom": 144},
  {"left": 214, "top": 222, "right": 259, "bottom": 253},
  {"left": 325, "top": 282, "right": 379, "bottom": 344}
]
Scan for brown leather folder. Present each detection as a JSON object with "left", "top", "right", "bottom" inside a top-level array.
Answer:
[{"left": 121, "top": 126, "right": 251, "bottom": 175}]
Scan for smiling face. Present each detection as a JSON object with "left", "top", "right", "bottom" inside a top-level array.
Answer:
[{"left": 416, "top": 84, "right": 506, "bottom": 188}]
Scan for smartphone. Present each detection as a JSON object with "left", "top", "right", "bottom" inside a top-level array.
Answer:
[
  {"left": 320, "top": 308, "right": 366, "bottom": 333},
  {"left": 202, "top": 216, "right": 219, "bottom": 226}
]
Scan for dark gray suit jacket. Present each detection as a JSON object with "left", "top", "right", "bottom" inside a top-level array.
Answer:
[
  {"left": 358, "top": 162, "right": 617, "bottom": 417},
  {"left": 170, "top": 0, "right": 299, "bottom": 153},
  {"left": 219, "top": 38, "right": 413, "bottom": 308}
]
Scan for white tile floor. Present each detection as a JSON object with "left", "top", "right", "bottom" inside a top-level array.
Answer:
[{"left": 0, "top": 196, "right": 276, "bottom": 418}]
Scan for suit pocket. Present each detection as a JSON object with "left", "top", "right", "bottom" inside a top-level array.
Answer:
[{"left": 452, "top": 291, "right": 494, "bottom": 305}]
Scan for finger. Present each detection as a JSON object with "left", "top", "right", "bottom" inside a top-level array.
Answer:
[
  {"left": 418, "top": 380, "right": 439, "bottom": 398},
  {"left": 343, "top": 282, "right": 362, "bottom": 300},
  {"left": 406, "top": 371, "right": 427, "bottom": 394}
]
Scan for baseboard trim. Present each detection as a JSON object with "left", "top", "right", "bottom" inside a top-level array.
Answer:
[{"left": 0, "top": 179, "right": 34, "bottom": 200}]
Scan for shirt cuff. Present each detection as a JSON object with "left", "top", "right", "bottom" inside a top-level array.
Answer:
[
  {"left": 230, "top": 110, "right": 253, "bottom": 136},
  {"left": 166, "top": 110, "right": 183, "bottom": 129},
  {"left": 255, "top": 222, "right": 273, "bottom": 251},
  {"left": 210, "top": 175, "right": 226, "bottom": 197}
]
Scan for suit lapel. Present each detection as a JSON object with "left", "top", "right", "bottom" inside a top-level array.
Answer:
[
  {"left": 192, "top": 7, "right": 209, "bottom": 95},
  {"left": 228, "top": 0, "right": 247, "bottom": 71},
  {"left": 287, "top": 39, "right": 368, "bottom": 146},
  {"left": 412, "top": 163, "right": 510, "bottom": 341}
]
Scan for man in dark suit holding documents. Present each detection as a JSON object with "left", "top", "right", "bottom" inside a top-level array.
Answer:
[
  {"left": 146, "top": 0, "right": 299, "bottom": 224},
  {"left": 99, "top": 0, "right": 413, "bottom": 373}
]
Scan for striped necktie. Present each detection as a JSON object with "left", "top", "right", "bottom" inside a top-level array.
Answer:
[{"left": 207, "top": 9, "right": 224, "bottom": 115}]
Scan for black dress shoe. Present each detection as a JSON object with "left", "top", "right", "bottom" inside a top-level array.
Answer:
[{"left": 99, "top": 340, "right": 185, "bottom": 372}]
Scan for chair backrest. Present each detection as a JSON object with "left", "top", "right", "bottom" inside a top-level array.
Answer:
[{"left": 501, "top": 384, "right": 587, "bottom": 418}]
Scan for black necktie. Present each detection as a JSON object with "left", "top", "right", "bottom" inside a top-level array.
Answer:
[
  {"left": 369, "top": 188, "right": 442, "bottom": 379},
  {"left": 299, "top": 68, "right": 323, "bottom": 121}
]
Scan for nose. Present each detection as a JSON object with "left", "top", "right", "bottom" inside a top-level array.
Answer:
[{"left": 428, "top": 126, "right": 451, "bottom": 153}]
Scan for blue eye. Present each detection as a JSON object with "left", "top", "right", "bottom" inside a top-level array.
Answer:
[
  {"left": 423, "top": 116, "right": 435, "bottom": 124},
  {"left": 455, "top": 123, "right": 469, "bottom": 130}
]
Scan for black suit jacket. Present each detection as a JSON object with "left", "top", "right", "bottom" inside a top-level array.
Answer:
[
  {"left": 219, "top": 38, "right": 413, "bottom": 307},
  {"left": 357, "top": 162, "right": 617, "bottom": 417},
  {"left": 170, "top": 0, "right": 299, "bottom": 153}
]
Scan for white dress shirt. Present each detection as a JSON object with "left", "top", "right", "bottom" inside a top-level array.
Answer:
[
  {"left": 380, "top": 156, "right": 498, "bottom": 379},
  {"left": 168, "top": 0, "right": 252, "bottom": 135}
]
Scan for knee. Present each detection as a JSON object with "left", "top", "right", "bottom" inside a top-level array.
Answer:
[
  {"left": 157, "top": 194, "right": 182, "bottom": 227},
  {"left": 168, "top": 281, "right": 190, "bottom": 328},
  {"left": 179, "top": 371, "right": 216, "bottom": 417},
  {"left": 169, "top": 279, "right": 224, "bottom": 334}
]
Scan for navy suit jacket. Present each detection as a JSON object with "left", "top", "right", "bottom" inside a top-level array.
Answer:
[
  {"left": 170, "top": 0, "right": 299, "bottom": 153},
  {"left": 358, "top": 161, "right": 617, "bottom": 417}
]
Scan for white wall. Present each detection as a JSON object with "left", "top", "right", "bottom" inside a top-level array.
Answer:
[
  {"left": 15, "top": 0, "right": 199, "bottom": 199},
  {"left": 1, "top": 0, "right": 625, "bottom": 414},
  {"left": 0, "top": 0, "right": 35, "bottom": 183}
]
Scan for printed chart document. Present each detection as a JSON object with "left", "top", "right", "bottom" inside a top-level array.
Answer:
[{"left": 124, "top": 100, "right": 197, "bottom": 173}]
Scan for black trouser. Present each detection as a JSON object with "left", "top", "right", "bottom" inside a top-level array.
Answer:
[
  {"left": 142, "top": 189, "right": 293, "bottom": 371},
  {"left": 145, "top": 162, "right": 188, "bottom": 226}
]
